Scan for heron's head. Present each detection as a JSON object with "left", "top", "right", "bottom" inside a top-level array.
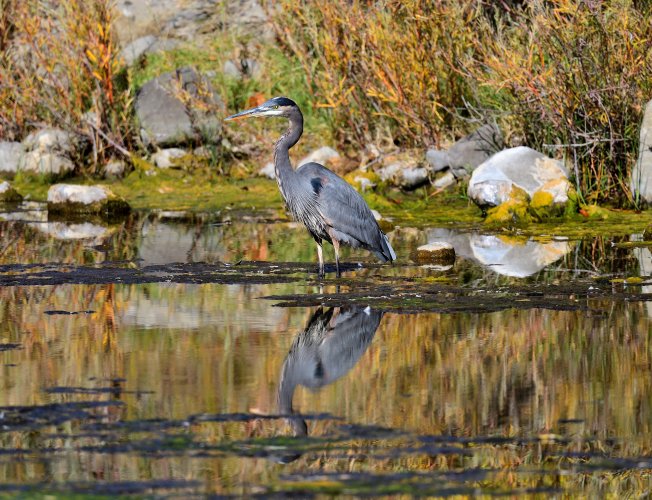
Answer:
[{"left": 224, "top": 96, "right": 298, "bottom": 122}]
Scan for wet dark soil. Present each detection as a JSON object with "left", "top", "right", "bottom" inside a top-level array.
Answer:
[{"left": 2, "top": 259, "right": 650, "bottom": 314}]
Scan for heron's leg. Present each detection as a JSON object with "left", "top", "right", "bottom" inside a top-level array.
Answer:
[
  {"left": 316, "top": 241, "right": 324, "bottom": 278},
  {"left": 332, "top": 238, "right": 341, "bottom": 278}
]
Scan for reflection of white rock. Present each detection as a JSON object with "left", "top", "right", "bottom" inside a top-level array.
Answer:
[
  {"left": 426, "top": 228, "right": 571, "bottom": 277},
  {"left": 29, "top": 222, "right": 110, "bottom": 241},
  {"left": 471, "top": 235, "right": 569, "bottom": 277},
  {"left": 631, "top": 234, "right": 652, "bottom": 318},
  {"left": 0, "top": 202, "right": 47, "bottom": 222}
]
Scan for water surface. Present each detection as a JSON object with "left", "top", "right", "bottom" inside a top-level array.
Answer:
[{"left": 0, "top": 208, "right": 651, "bottom": 496}]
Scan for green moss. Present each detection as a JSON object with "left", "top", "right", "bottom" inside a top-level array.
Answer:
[
  {"left": 344, "top": 169, "right": 381, "bottom": 191},
  {"left": 531, "top": 190, "right": 554, "bottom": 209},
  {"left": 485, "top": 198, "right": 532, "bottom": 226}
]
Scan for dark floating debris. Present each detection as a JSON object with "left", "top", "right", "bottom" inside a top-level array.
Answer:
[
  {"left": 0, "top": 343, "right": 21, "bottom": 351},
  {"left": 44, "top": 310, "right": 95, "bottom": 315},
  {"left": 0, "top": 401, "right": 123, "bottom": 431},
  {"left": 44, "top": 386, "right": 154, "bottom": 396}
]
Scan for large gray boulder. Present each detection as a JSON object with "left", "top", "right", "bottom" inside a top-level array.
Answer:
[
  {"left": 631, "top": 99, "right": 652, "bottom": 204},
  {"left": 468, "top": 146, "right": 570, "bottom": 208},
  {"left": 18, "top": 128, "right": 77, "bottom": 178},
  {"left": 426, "top": 123, "right": 503, "bottom": 178},
  {"left": 135, "top": 67, "right": 223, "bottom": 148},
  {"left": 0, "top": 142, "right": 24, "bottom": 178}
]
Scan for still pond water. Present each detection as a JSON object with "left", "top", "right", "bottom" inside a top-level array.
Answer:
[{"left": 1, "top": 204, "right": 652, "bottom": 496}]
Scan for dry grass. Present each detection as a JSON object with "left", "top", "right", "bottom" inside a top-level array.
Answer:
[
  {"left": 273, "top": 0, "right": 652, "bottom": 205},
  {"left": 471, "top": 0, "right": 652, "bottom": 206},
  {"left": 0, "top": 0, "right": 132, "bottom": 172},
  {"left": 272, "top": 0, "right": 481, "bottom": 149}
]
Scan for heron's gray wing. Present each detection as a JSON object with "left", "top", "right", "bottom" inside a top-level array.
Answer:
[{"left": 297, "top": 162, "right": 393, "bottom": 259}]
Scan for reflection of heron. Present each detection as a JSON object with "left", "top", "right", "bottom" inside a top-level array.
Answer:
[
  {"left": 225, "top": 97, "right": 396, "bottom": 277},
  {"left": 277, "top": 306, "right": 383, "bottom": 442}
]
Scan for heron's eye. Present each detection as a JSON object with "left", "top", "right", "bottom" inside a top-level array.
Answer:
[{"left": 273, "top": 105, "right": 279, "bottom": 109}]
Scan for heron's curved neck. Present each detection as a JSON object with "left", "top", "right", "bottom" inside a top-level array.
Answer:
[{"left": 273, "top": 110, "right": 303, "bottom": 181}]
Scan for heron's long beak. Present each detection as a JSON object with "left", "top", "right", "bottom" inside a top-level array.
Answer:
[{"left": 224, "top": 105, "right": 265, "bottom": 122}]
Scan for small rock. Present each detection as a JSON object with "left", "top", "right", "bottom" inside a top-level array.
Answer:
[
  {"left": 103, "top": 159, "right": 128, "bottom": 179},
  {"left": 19, "top": 128, "right": 78, "bottom": 178},
  {"left": 379, "top": 161, "right": 429, "bottom": 190},
  {"left": 344, "top": 169, "right": 380, "bottom": 192},
  {"left": 448, "top": 123, "right": 503, "bottom": 178},
  {"left": 151, "top": 148, "right": 188, "bottom": 168},
  {"left": 425, "top": 149, "right": 450, "bottom": 172},
  {"left": 223, "top": 58, "right": 262, "bottom": 80},
  {"left": 432, "top": 171, "right": 456, "bottom": 191},
  {"left": 412, "top": 242, "right": 456, "bottom": 265},
  {"left": 0, "top": 181, "right": 23, "bottom": 202},
  {"left": 121, "top": 35, "right": 157, "bottom": 65},
  {"left": 23, "top": 128, "right": 77, "bottom": 154},
  {"left": 0, "top": 142, "right": 24, "bottom": 178},
  {"left": 47, "top": 184, "right": 131, "bottom": 216},
  {"left": 19, "top": 153, "right": 75, "bottom": 178},
  {"left": 468, "top": 146, "right": 569, "bottom": 209},
  {"left": 258, "top": 162, "right": 276, "bottom": 179},
  {"left": 298, "top": 146, "right": 340, "bottom": 167}
]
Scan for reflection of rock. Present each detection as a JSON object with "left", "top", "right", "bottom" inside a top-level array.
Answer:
[
  {"left": 427, "top": 228, "right": 571, "bottom": 277},
  {"left": 277, "top": 307, "right": 382, "bottom": 441},
  {"left": 30, "top": 222, "right": 110, "bottom": 241},
  {"left": 631, "top": 234, "right": 652, "bottom": 317},
  {"left": 0, "top": 201, "right": 47, "bottom": 222}
]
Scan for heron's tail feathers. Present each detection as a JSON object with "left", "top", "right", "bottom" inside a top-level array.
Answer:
[{"left": 374, "top": 232, "right": 396, "bottom": 263}]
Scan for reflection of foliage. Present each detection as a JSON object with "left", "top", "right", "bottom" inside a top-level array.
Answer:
[{"left": 0, "top": 219, "right": 651, "bottom": 495}]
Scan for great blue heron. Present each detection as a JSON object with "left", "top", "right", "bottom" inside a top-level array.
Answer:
[{"left": 225, "top": 96, "right": 396, "bottom": 277}]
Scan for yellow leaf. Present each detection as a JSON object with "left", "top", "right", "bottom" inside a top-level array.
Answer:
[{"left": 86, "top": 49, "right": 97, "bottom": 63}]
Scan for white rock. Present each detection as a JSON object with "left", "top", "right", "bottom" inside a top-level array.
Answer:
[
  {"left": 23, "top": 128, "right": 76, "bottom": 154},
  {"left": 432, "top": 171, "right": 456, "bottom": 190},
  {"left": 258, "top": 162, "right": 276, "bottom": 179},
  {"left": 19, "top": 152, "right": 75, "bottom": 177},
  {"left": 413, "top": 242, "right": 456, "bottom": 264},
  {"left": 151, "top": 148, "right": 187, "bottom": 168},
  {"left": 353, "top": 175, "right": 376, "bottom": 191},
  {"left": 103, "top": 160, "right": 127, "bottom": 179},
  {"left": 468, "top": 146, "right": 569, "bottom": 208},
  {"left": 47, "top": 184, "right": 111, "bottom": 205},
  {"left": 0, "top": 142, "right": 24, "bottom": 177},
  {"left": 298, "top": 146, "right": 340, "bottom": 167}
]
